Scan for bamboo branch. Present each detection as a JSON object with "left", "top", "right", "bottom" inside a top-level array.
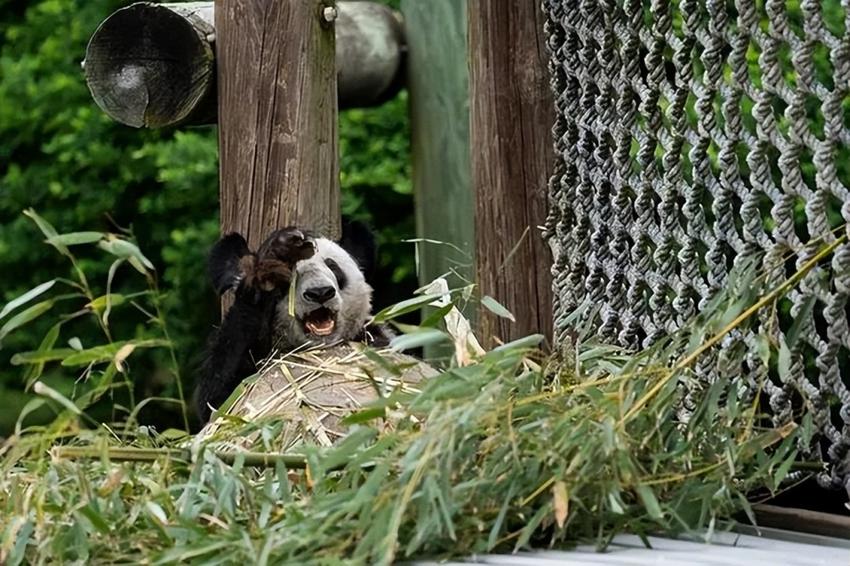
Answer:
[{"left": 51, "top": 445, "right": 310, "bottom": 469}]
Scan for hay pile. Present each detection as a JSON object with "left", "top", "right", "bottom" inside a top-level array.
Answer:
[{"left": 198, "top": 343, "right": 438, "bottom": 449}]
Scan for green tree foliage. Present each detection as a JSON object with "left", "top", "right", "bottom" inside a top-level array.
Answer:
[{"left": 0, "top": 0, "right": 414, "bottom": 433}]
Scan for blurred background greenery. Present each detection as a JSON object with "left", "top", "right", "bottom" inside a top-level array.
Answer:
[{"left": 0, "top": 0, "right": 415, "bottom": 434}]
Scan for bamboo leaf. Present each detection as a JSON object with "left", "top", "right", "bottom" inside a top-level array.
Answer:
[
  {"left": 158, "top": 428, "right": 189, "bottom": 441},
  {"left": 481, "top": 295, "right": 516, "bottom": 322},
  {"left": 777, "top": 337, "right": 792, "bottom": 382},
  {"left": 607, "top": 490, "right": 626, "bottom": 514},
  {"left": 21, "top": 322, "right": 63, "bottom": 387},
  {"left": 13, "top": 348, "right": 77, "bottom": 366},
  {"left": 104, "top": 259, "right": 124, "bottom": 326},
  {"left": 488, "top": 334, "right": 544, "bottom": 355},
  {"left": 6, "top": 518, "right": 33, "bottom": 566},
  {"left": 97, "top": 236, "right": 154, "bottom": 273},
  {"left": 77, "top": 503, "right": 111, "bottom": 534},
  {"left": 33, "top": 381, "right": 81, "bottom": 415},
  {"left": 635, "top": 484, "right": 663, "bottom": 520},
  {"left": 113, "top": 343, "right": 136, "bottom": 373},
  {"left": 786, "top": 294, "right": 816, "bottom": 348},
  {"left": 87, "top": 294, "right": 126, "bottom": 312},
  {"left": 60, "top": 339, "right": 169, "bottom": 367},
  {"left": 552, "top": 481, "right": 569, "bottom": 528},
  {"left": 0, "top": 280, "right": 56, "bottom": 321},
  {"left": 127, "top": 255, "right": 148, "bottom": 275},
  {"left": 389, "top": 321, "right": 421, "bottom": 334},
  {"left": 13, "top": 398, "right": 47, "bottom": 435},
  {"left": 358, "top": 347, "right": 402, "bottom": 377},
  {"left": 146, "top": 502, "right": 168, "bottom": 526},
  {"left": 60, "top": 343, "right": 124, "bottom": 367},
  {"left": 45, "top": 232, "right": 104, "bottom": 246},
  {"left": 23, "top": 208, "right": 60, "bottom": 240},
  {"left": 514, "top": 503, "right": 550, "bottom": 551},
  {"left": 487, "top": 483, "right": 516, "bottom": 550},
  {"left": 0, "top": 300, "right": 55, "bottom": 346},
  {"left": 420, "top": 303, "right": 454, "bottom": 328},
  {"left": 341, "top": 406, "right": 386, "bottom": 425},
  {"left": 389, "top": 329, "right": 449, "bottom": 352},
  {"left": 773, "top": 451, "right": 798, "bottom": 489},
  {"left": 755, "top": 333, "right": 771, "bottom": 367},
  {"left": 372, "top": 293, "right": 445, "bottom": 323}
]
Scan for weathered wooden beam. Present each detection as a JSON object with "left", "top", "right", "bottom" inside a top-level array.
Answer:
[
  {"left": 217, "top": 0, "right": 338, "bottom": 250},
  {"left": 400, "top": 0, "right": 472, "bottom": 360},
  {"left": 753, "top": 504, "right": 850, "bottom": 540},
  {"left": 467, "top": 0, "right": 554, "bottom": 346},
  {"left": 400, "top": 0, "right": 473, "bottom": 290},
  {"left": 84, "top": 1, "right": 404, "bottom": 128}
]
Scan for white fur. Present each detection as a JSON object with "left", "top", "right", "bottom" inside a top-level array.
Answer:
[{"left": 271, "top": 238, "right": 373, "bottom": 350}]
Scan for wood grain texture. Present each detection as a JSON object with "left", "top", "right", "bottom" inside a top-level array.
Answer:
[
  {"left": 753, "top": 504, "right": 850, "bottom": 540},
  {"left": 400, "top": 0, "right": 473, "bottom": 294},
  {"left": 85, "top": 2, "right": 216, "bottom": 128},
  {"left": 468, "top": 0, "right": 554, "bottom": 346},
  {"left": 85, "top": 2, "right": 404, "bottom": 128},
  {"left": 216, "top": 0, "right": 339, "bottom": 249}
]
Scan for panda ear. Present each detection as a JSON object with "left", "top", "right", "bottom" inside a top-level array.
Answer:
[
  {"left": 338, "top": 218, "right": 377, "bottom": 282},
  {"left": 208, "top": 232, "right": 252, "bottom": 295}
]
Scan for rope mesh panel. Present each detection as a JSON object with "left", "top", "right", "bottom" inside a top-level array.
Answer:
[{"left": 542, "top": 0, "right": 850, "bottom": 492}]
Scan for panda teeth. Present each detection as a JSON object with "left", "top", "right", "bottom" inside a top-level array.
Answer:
[{"left": 304, "top": 308, "right": 336, "bottom": 336}]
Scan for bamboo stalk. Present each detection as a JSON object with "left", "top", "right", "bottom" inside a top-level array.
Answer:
[
  {"left": 620, "top": 235, "right": 846, "bottom": 425},
  {"left": 52, "top": 445, "right": 310, "bottom": 469}
]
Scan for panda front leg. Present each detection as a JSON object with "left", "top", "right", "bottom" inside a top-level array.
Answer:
[
  {"left": 197, "top": 229, "right": 315, "bottom": 423},
  {"left": 197, "top": 283, "right": 277, "bottom": 423}
]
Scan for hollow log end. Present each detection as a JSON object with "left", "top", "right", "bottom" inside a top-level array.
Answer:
[{"left": 84, "top": 2, "right": 214, "bottom": 128}]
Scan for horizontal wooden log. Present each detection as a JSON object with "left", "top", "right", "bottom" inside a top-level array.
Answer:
[
  {"left": 752, "top": 504, "right": 850, "bottom": 540},
  {"left": 83, "top": 1, "right": 405, "bottom": 128}
]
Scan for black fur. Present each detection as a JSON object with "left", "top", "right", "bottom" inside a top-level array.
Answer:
[
  {"left": 208, "top": 233, "right": 251, "bottom": 295},
  {"left": 339, "top": 219, "right": 377, "bottom": 282},
  {"left": 325, "top": 258, "right": 348, "bottom": 290},
  {"left": 196, "top": 227, "right": 309, "bottom": 423},
  {"left": 196, "top": 220, "right": 384, "bottom": 424},
  {"left": 197, "top": 285, "right": 279, "bottom": 423},
  {"left": 357, "top": 323, "right": 395, "bottom": 348}
]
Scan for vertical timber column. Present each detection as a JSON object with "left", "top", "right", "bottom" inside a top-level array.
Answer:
[
  {"left": 216, "top": 0, "right": 340, "bottom": 249},
  {"left": 468, "top": 1, "right": 553, "bottom": 345},
  {"left": 400, "top": 0, "right": 473, "bottom": 291}
]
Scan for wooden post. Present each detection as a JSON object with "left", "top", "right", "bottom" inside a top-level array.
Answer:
[
  {"left": 467, "top": 1, "right": 554, "bottom": 346},
  {"left": 216, "top": 0, "right": 339, "bottom": 248},
  {"left": 400, "top": 0, "right": 473, "bottom": 292},
  {"left": 84, "top": 1, "right": 403, "bottom": 129}
]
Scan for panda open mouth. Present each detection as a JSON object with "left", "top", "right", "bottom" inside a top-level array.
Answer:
[{"left": 303, "top": 307, "right": 337, "bottom": 336}]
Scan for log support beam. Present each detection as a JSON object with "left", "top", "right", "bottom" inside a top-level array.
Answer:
[{"left": 84, "top": 1, "right": 404, "bottom": 128}]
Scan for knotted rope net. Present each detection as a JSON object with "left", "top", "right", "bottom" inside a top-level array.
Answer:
[{"left": 541, "top": 0, "right": 850, "bottom": 492}]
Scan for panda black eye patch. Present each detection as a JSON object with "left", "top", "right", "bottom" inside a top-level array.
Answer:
[{"left": 325, "top": 258, "right": 348, "bottom": 290}]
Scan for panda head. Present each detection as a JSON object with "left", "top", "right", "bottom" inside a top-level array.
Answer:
[
  {"left": 208, "top": 220, "right": 378, "bottom": 349},
  {"left": 272, "top": 235, "right": 374, "bottom": 347}
]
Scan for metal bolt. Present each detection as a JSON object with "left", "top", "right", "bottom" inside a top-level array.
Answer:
[{"left": 322, "top": 6, "right": 337, "bottom": 22}]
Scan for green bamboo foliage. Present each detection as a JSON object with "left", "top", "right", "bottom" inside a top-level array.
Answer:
[{"left": 1, "top": 233, "right": 835, "bottom": 564}]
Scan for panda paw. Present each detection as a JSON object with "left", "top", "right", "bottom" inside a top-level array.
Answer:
[
  {"left": 253, "top": 228, "right": 316, "bottom": 292},
  {"left": 258, "top": 228, "right": 315, "bottom": 264}
]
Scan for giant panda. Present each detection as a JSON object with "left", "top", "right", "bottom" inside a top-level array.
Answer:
[{"left": 196, "top": 221, "right": 393, "bottom": 423}]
